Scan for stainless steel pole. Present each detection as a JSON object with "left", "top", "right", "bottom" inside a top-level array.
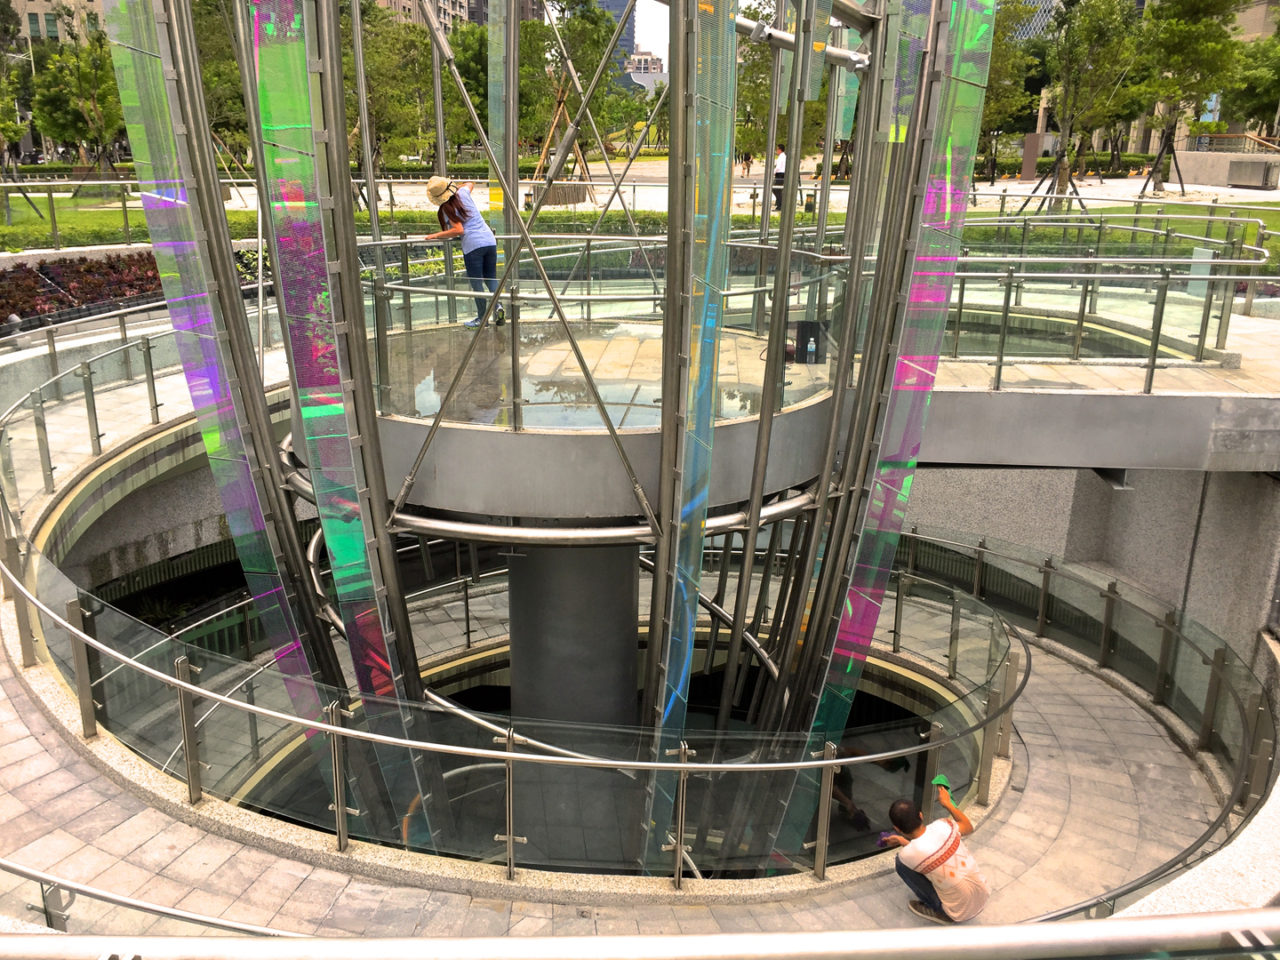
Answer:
[{"left": 351, "top": 0, "right": 392, "bottom": 403}]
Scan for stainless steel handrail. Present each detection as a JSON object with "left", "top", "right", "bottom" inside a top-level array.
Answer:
[
  {"left": 2, "top": 905, "right": 1279, "bottom": 957},
  {"left": 0, "top": 855, "right": 306, "bottom": 938},
  {"left": 0, "top": 544, "right": 1024, "bottom": 778}
]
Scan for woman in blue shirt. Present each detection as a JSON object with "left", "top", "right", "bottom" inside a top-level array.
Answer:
[{"left": 425, "top": 176, "right": 504, "bottom": 329}]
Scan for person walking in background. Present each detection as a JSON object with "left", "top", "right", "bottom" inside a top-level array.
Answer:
[
  {"left": 773, "top": 143, "right": 787, "bottom": 209},
  {"left": 425, "top": 176, "right": 504, "bottom": 330},
  {"left": 882, "top": 785, "right": 990, "bottom": 925},
  {"left": 742, "top": 152, "right": 753, "bottom": 178}
]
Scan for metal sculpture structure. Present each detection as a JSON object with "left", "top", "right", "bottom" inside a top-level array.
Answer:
[
  {"left": 101, "top": 0, "right": 332, "bottom": 739},
  {"left": 95, "top": 0, "right": 996, "bottom": 877}
]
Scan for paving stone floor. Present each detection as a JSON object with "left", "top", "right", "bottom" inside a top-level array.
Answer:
[{"left": 0, "top": 611, "right": 1223, "bottom": 937}]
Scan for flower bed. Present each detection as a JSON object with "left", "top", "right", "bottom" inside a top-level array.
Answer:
[{"left": 2, "top": 253, "right": 162, "bottom": 324}]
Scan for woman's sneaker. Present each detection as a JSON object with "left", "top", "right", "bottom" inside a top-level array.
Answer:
[
  {"left": 495, "top": 304, "right": 506, "bottom": 326},
  {"left": 463, "top": 318, "right": 481, "bottom": 329},
  {"left": 908, "top": 901, "right": 953, "bottom": 925}
]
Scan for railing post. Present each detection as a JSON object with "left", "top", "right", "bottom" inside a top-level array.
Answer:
[
  {"left": 463, "top": 579, "right": 472, "bottom": 648},
  {"left": 399, "top": 233, "right": 412, "bottom": 329},
  {"left": 494, "top": 727, "right": 528, "bottom": 880},
  {"left": 1088, "top": 246, "right": 1102, "bottom": 314},
  {"left": 1097, "top": 581, "right": 1118, "bottom": 669},
  {"left": 1036, "top": 558, "right": 1054, "bottom": 636},
  {"left": 118, "top": 323, "right": 136, "bottom": 387},
  {"left": 1194, "top": 252, "right": 1217, "bottom": 362},
  {"left": 664, "top": 740, "right": 693, "bottom": 889},
  {"left": 1239, "top": 691, "right": 1266, "bottom": 802},
  {"left": 892, "top": 573, "right": 906, "bottom": 653},
  {"left": 326, "top": 700, "right": 362, "bottom": 851},
  {"left": 32, "top": 393, "right": 55, "bottom": 494},
  {"left": 920, "top": 721, "right": 944, "bottom": 821},
  {"left": 1245, "top": 738, "right": 1275, "bottom": 812},
  {"left": 977, "top": 683, "right": 1000, "bottom": 806},
  {"left": 4, "top": 537, "right": 35, "bottom": 667},
  {"left": 1244, "top": 229, "right": 1264, "bottom": 314},
  {"left": 996, "top": 650, "right": 1018, "bottom": 759},
  {"left": 175, "top": 656, "right": 203, "bottom": 803},
  {"left": 1072, "top": 248, "right": 1094, "bottom": 360},
  {"left": 30, "top": 884, "right": 73, "bottom": 932},
  {"left": 1197, "top": 647, "right": 1228, "bottom": 752},
  {"left": 1153, "top": 610, "right": 1177, "bottom": 706},
  {"left": 951, "top": 248, "right": 968, "bottom": 357},
  {"left": 120, "top": 185, "right": 131, "bottom": 244},
  {"left": 905, "top": 526, "right": 918, "bottom": 582},
  {"left": 992, "top": 267, "right": 1014, "bottom": 390},
  {"left": 244, "top": 679, "right": 261, "bottom": 763},
  {"left": 948, "top": 593, "right": 960, "bottom": 679},
  {"left": 46, "top": 186, "right": 59, "bottom": 250},
  {"left": 810, "top": 741, "right": 836, "bottom": 880},
  {"left": 79, "top": 363, "right": 103, "bottom": 457},
  {"left": 66, "top": 598, "right": 97, "bottom": 739},
  {"left": 1215, "top": 237, "right": 1238, "bottom": 351},
  {"left": 1144, "top": 269, "right": 1169, "bottom": 395},
  {"left": 45, "top": 328, "right": 61, "bottom": 402},
  {"left": 972, "top": 537, "right": 986, "bottom": 598},
  {"left": 0, "top": 436, "right": 15, "bottom": 515},
  {"left": 140, "top": 337, "right": 161, "bottom": 424}
]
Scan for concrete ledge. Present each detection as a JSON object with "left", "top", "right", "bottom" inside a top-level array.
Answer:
[{"left": 921, "top": 392, "right": 1280, "bottom": 472}]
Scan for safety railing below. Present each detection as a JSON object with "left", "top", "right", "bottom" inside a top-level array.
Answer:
[{"left": 898, "top": 525, "right": 1276, "bottom": 918}]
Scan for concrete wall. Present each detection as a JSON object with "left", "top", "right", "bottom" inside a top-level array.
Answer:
[
  {"left": 1173, "top": 150, "right": 1280, "bottom": 191},
  {"left": 908, "top": 465, "right": 1280, "bottom": 655},
  {"left": 58, "top": 460, "right": 227, "bottom": 588}
]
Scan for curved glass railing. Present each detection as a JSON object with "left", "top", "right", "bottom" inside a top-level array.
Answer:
[
  {"left": 355, "top": 209, "right": 1269, "bottom": 430},
  {"left": 897, "top": 524, "right": 1274, "bottom": 918},
  {"left": 0, "top": 312, "right": 1267, "bottom": 895},
  {"left": 0, "top": 319, "right": 1015, "bottom": 876}
]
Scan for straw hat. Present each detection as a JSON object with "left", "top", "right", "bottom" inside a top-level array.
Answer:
[{"left": 427, "top": 176, "right": 458, "bottom": 204}]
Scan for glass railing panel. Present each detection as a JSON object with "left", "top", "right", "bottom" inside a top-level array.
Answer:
[
  {"left": 1107, "top": 602, "right": 1166, "bottom": 697},
  {"left": 77, "top": 596, "right": 174, "bottom": 745},
  {"left": 1167, "top": 634, "right": 1210, "bottom": 735},
  {"left": 1042, "top": 570, "right": 1104, "bottom": 657},
  {"left": 1208, "top": 653, "right": 1249, "bottom": 773},
  {"left": 109, "top": 638, "right": 190, "bottom": 771},
  {"left": 4, "top": 396, "right": 43, "bottom": 517},
  {"left": 820, "top": 718, "right": 923, "bottom": 867},
  {"left": 782, "top": 255, "right": 837, "bottom": 411},
  {"left": 954, "top": 593, "right": 1001, "bottom": 687},
  {"left": 26, "top": 548, "right": 80, "bottom": 679},
  {"left": 195, "top": 656, "right": 325, "bottom": 807}
]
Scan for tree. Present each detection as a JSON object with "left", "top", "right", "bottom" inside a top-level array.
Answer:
[
  {"left": 0, "top": 68, "right": 22, "bottom": 165},
  {"left": 0, "top": 0, "right": 20, "bottom": 53},
  {"left": 340, "top": 0, "right": 419, "bottom": 171},
  {"left": 1220, "top": 34, "right": 1280, "bottom": 138},
  {"left": 979, "top": 0, "right": 1037, "bottom": 182},
  {"left": 736, "top": 1, "right": 827, "bottom": 164},
  {"left": 193, "top": 0, "right": 248, "bottom": 162},
  {"left": 1136, "top": 0, "right": 1245, "bottom": 190},
  {"left": 647, "top": 80, "right": 668, "bottom": 147},
  {"left": 1043, "top": 0, "right": 1141, "bottom": 195},
  {"left": 31, "top": 31, "right": 123, "bottom": 163}
]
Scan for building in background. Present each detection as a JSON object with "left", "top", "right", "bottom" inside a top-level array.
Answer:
[{"left": 624, "top": 49, "right": 663, "bottom": 73}]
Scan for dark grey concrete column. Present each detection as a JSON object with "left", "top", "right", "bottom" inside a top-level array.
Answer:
[{"left": 508, "top": 545, "right": 639, "bottom": 726}]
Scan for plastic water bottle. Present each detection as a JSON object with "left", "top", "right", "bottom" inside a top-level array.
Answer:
[{"left": 806, "top": 337, "right": 816, "bottom": 364}]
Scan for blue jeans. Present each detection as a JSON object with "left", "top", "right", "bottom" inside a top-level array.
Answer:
[
  {"left": 463, "top": 245, "right": 498, "bottom": 322},
  {"left": 896, "top": 856, "right": 944, "bottom": 913}
]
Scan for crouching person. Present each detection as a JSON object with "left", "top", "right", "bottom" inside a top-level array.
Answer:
[{"left": 883, "top": 786, "right": 989, "bottom": 924}]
